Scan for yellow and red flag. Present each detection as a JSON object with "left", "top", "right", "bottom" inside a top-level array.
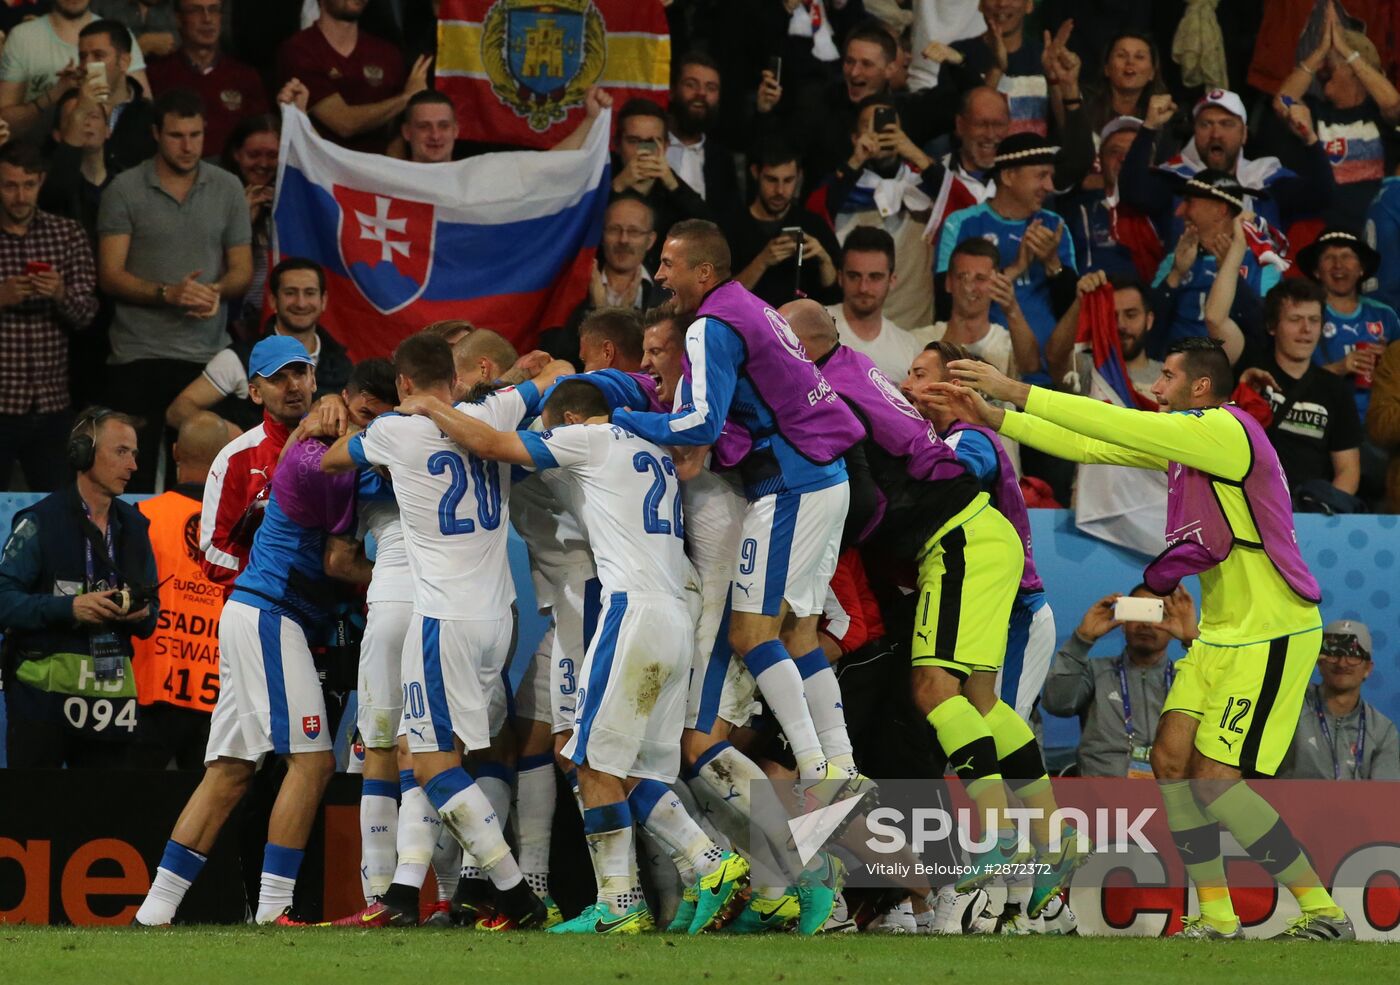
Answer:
[{"left": 437, "top": 0, "right": 670, "bottom": 149}]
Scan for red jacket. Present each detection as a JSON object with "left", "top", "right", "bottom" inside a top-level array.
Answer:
[{"left": 199, "top": 413, "right": 290, "bottom": 591}]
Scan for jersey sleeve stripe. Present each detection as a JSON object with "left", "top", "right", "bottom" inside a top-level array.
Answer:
[{"left": 518, "top": 431, "right": 558, "bottom": 470}]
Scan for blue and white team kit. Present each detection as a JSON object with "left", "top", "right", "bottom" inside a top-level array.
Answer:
[
  {"left": 206, "top": 464, "right": 368, "bottom": 763},
  {"left": 611, "top": 304, "right": 853, "bottom": 628},
  {"left": 518, "top": 423, "right": 696, "bottom": 781},
  {"left": 348, "top": 385, "right": 535, "bottom": 755}
]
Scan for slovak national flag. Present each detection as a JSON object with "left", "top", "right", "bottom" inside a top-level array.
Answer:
[{"left": 271, "top": 104, "right": 610, "bottom": 359}]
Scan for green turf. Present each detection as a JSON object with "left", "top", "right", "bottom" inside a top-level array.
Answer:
[{"left": 3, "top": 927, "right": 1393, "bottom": 985}]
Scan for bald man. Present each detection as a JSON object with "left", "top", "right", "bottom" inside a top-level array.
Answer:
[{"left": 129, "top": 412, "right": 235, "bottom": 768}]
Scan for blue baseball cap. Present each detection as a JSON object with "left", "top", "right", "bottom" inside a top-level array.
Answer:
[{"left": 249, "top": 336, "right": 313, "bottom": 380}]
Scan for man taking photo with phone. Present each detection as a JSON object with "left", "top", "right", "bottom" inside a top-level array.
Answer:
[
  {"left": 611, "top": 98, "right": 710, "bottom": 270},
  {"left": 725, "top": 135, "right": 840, "bottom": 307}
]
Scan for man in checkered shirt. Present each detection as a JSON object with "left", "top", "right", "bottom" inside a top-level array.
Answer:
[{"left": 0, "top": 141, "right": 98, "bottom": 490}]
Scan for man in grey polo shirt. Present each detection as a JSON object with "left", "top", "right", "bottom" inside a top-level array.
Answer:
[
  {"left": 96, "top": 86, "right": 251, "bottom": 492},
  {"left": 1041, "top": 585, "right": 1196, "bottom": 778},
  {"left": 1282, "top": 620, "right": 1399, "bottom": 781}
]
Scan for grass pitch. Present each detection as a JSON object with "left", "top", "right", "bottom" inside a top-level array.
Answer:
[{"left": 5, "top": 927, "right": 1394, "bottom": 985}]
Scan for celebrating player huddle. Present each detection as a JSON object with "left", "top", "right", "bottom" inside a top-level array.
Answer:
[{"left": 134, "top": 220, "right": 1352, "bottom": 943}]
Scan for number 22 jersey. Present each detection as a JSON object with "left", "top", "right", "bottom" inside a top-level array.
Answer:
[{"left": 348, "top": 383, "right": 538, "bottom": 621}]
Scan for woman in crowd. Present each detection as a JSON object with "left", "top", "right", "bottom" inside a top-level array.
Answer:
[
  {"left": 1085, "top": 31, "right": 1168, "bottom": 139},
  {"left": 222, "top": 113, "right": 280, "bottom": 341}
]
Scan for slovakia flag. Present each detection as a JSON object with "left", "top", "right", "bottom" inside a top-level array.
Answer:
[{"left": 271, "top": 104, "right": 610, "bottom": 359}]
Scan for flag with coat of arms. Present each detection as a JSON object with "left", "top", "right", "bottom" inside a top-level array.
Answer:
[
  {"left": 436, "top": 0, "right": 670, "bottom": 149},
  {"left": 270, "top": 104, "right": 611, "bottom": 359}
]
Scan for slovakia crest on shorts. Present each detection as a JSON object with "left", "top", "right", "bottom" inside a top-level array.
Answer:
[
  {"left": 302, "top": 715, "right": 322, "bottom": 739},
  {"left": 333, "top": 185, "right": 436, "bottom": 314}
]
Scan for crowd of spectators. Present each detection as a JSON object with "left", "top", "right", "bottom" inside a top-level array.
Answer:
[
  {"left": 0, "top": 0, "right": 1391, "bottom": 515},
  {"left": 0, "top": 0, "right": 1397, "bottom": 774}
]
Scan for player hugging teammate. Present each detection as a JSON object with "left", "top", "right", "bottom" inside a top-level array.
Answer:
[{"left": 135, "top": 221, "right": 1346, "bottom": 943}]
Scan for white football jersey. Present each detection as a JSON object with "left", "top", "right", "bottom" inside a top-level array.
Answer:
[
  {"left": 520, "top": 423, "right": 688, "bottom": 598},
  {"left": 360, "top": 497, "right": 413, "bottom": 605},
  {"left": 351, "top": 387, "right": 532, "bottom": 620}
]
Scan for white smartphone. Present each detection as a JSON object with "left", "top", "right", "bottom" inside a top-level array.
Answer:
[
  {"left": 1114, "top": 596, "right": 1164, "bottom": 624},
  {"left": 86, "top": 61, "right": 107, "bottom": 101}
]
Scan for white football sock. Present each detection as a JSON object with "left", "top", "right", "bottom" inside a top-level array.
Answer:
[
  {"left": 393, "top": 782, "right": 439, "bottom": 889},
  {"left": 359, "top": 779, "right": 399, "bottom": 902},
  {"left": 514, "top": 755, "right": 556, "bottom": 895},
  {"left": 797, "top": 655, "right": 855, "bottom": 768},
  {"left": 745, "top": 641, "right": 825, "bottom": 777},
  {"left": 430, "top": 828, "right": 460, "bottom": 901},
  {"left": 631, "top": 780, "right": 724, "bottom": 879}
]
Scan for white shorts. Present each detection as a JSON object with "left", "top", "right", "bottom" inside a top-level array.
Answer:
[
  {"left": 997, "top": 591, "right": 1056, "bottom": 721},
  {"left": 204, "top": 599, "right": 331, "bottom": 765},
  {"left": 357, "top": 599, "right": 413, "bottom": 748},
  {"left": 685, "top": 528, "right": 757, "bottom": 733},
  {"left": 562, "top": 592, "right": 692, "bottom": 783},
  {"left": 515, "top": 570, "right": 602, "bottom": 732},
  {"left": 683, "top": 468, "right": 746, "bottom": 578},
  {"left": 514, "top": 622, "right": 556, "bottom": 728},
  {"left": 400, "top": 612, "right": 514, "bottom": 754},
  {"left": 732, "top": 482, "right": 848, "bottom": 618}
]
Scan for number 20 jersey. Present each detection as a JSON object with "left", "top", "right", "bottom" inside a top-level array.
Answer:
[{"left": 348, "top": 384, "right": 537, "bottom": 621}]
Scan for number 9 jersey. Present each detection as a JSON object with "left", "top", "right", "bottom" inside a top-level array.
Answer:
[{"left": 348, "top": 383, "right": 538, "bottom": 621}]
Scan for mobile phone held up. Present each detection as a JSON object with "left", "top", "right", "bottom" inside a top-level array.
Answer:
[
  {"left": 1114, "top": 596, "right": 1164, "bottom": 624},
  {"left": 25, "top": 261, "right": 52, "bottom": 276},
  {"left": 767, "top": 56, "right": 783, "bottom": 86},
  {"left": 873, "top": 105, "right": 898, "bottom": 134},
  {"left": 781, "top": 225, "right": 804, "bottom": 265}
]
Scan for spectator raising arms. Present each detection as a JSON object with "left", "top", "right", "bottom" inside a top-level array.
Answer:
[
  {"left": 1274, "top": 1, "right": 1400, "bottom": 230},
  {"left": 1084, "top": 31, "right": 1169, "bottom": 137},
  {"left": 276, "top": 0, "right": 427, "bottom": 154}
]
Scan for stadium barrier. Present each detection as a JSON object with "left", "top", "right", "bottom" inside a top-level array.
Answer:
[{"left": 5, "top": 770, "right": 1400, "bottom": 936}]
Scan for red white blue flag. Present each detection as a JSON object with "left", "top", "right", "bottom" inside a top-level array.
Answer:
[{"left": 271, "top": 105, "right": 610, "bottom": 359}]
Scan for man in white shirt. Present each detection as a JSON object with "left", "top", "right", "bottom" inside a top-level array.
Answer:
[
  {"left": 665, "top": 51, "right": 741, "bottom": 221},
  {"left": 165, "top": 257, "right": 351, "bottom": 433},
  {"left": 0, "top": 0, "right": 147, "bottom": 137},
  {"left": 826, "top": 225, "right": 921, "bottom": 380},
  {"left": 919, "top": 236, "right": 1039, "bottom": 379}
]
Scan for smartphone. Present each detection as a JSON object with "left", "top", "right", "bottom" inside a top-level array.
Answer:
[
  {"left": 780, "top": 225, "right": 804, "bottom": 245},
  {"left": 873, "top": 105, "right": 898, "bottom": 133},
  {"left": 766, "top": 56, "right": 783, "bottom": 86},
  {"left": 636, "top": 137, "right": 660, "bottom": 157},
  {"left": 85, "top": 61, "right": 107, "bottom": 102},
  {"left": 25, "top": 260, "right": 52, "bottom": 275},
  {"left": 1114, "top": 596, "right": 1165, "bottom": 624}
]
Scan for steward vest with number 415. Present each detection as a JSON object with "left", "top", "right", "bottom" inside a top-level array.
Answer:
[{"left": 132, "top": 489, "right": 224, "bottom": 712}]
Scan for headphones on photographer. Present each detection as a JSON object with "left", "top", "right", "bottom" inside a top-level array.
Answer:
[{"left": 66, "top": 407, "right": 117, "bottom": 473}]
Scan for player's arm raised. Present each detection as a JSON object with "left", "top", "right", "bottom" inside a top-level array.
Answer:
[{"left": 398, "top": 395, "right": 534, "bottom": 466}]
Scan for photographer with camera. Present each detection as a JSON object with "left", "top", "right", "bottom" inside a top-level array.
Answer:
[{"left": 0, "top": 406, "right": 158, "bottom": 768}]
